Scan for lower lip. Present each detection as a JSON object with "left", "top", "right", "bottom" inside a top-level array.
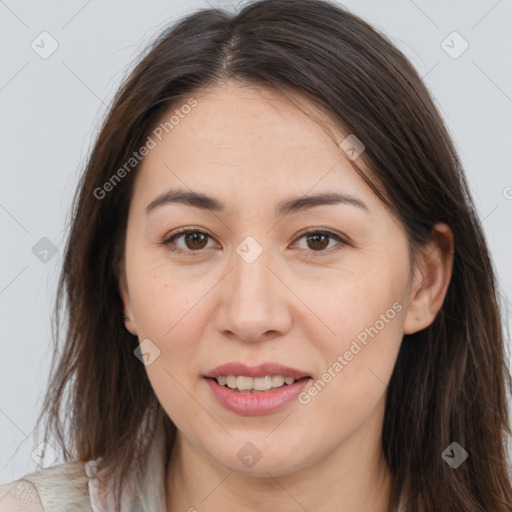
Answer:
[{"left": 205, "top": 377, "right": 311, "bottom": 415}]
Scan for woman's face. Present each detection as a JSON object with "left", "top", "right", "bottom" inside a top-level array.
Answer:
[{"left": 121, "top": 81, "right": 419, "bottom": 476}]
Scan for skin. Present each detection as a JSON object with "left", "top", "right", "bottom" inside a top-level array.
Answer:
[{"left": 119, "top": 80, "right": 454, "bottom": 512}]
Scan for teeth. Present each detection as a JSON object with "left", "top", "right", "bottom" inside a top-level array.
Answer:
[
  {"left": 236, "top": 376, "right": 253, "bottom": 390},
  {"left": 254, "top": 376, "right": 272, "bottom": 391},
  {"left": 215, "top": 375, "right": 298, "bottom": 391},
  {"left": 271, "top": 375, "right": 284, "bottom": 388}
]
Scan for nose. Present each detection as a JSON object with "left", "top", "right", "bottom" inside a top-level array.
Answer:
[{"left": 213, "top": 244, "right": 293, "bottom": 343}]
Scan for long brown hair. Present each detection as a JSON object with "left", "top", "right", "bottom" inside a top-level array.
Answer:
[{"left": 35, "top": 0, "right": 512, "bottom": 510}]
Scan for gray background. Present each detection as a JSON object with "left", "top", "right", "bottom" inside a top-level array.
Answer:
[{"left": 1, "top": 0, "right": 511, "bottom": 483}]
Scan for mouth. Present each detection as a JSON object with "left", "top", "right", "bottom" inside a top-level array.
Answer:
[
  {"left": 203, "top": 362, "right": 313, "bottom": 415},
  {"left": 206, "top": 375, "right": 311, "bottom": 393}
]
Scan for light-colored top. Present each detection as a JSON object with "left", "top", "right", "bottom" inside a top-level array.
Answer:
[
  {"left": 0, "top": 460, "right": 129, "bottom": 512},
  {"left": 0, "top": 416, "right": 168, "bottom": 512},
  {"left": 0, "top": 479, "right": 45, "bottom": 512}
]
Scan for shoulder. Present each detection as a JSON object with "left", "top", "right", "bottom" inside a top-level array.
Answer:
[
  {"left": 0, "top": 479, "right": 44, "bottom": 512},
  {"left": 0, "top": 461, "right": 93, "bottom": 512}
]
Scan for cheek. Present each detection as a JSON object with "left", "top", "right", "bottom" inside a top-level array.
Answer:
[
  {"left": 129, "top": 266, "right": 213, "bottom": 430},
  {"left": 144, "top": 362, "right": 219, "bottom": 445},
  {"left": 127, "top": 248, "right": 210, "bottom": 342},
  {"left": 303, "top": 262, "right": 404, "bottom": 352},
  {"left": 298, "top": 265, "right": 405, "bottom": 412}
]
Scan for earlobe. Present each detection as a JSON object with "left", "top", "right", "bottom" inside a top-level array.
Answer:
[
  {"left": 403, "top": 223, "right": 454, "bottom": 335},
  {"left": 118, "top": 261, "right": 138, "bottom": 336},
  {"left": 123, "top": 314, "right": 138, "bottom": 336}
]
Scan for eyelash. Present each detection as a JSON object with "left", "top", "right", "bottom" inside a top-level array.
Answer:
[{"left": 160, "top": 227, "right": 349, "bottom": 258}]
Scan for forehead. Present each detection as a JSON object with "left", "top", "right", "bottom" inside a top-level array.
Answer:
[
  {"left": 160, "top": 82, "right": 346, "bottom": 159},
  {"left": 131, "top": 81, "right": 377, "bottom": 215}
]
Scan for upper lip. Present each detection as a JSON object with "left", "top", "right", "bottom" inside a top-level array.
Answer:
[{"left": 204, "top": 362, "right": 311, "bottom": 380}]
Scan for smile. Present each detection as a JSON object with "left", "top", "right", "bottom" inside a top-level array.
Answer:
[{"left": 205, "top": 376, "right": 312, "bottom": 415}]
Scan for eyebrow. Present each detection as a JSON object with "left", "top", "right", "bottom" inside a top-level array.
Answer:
[{"left": 145, "top": 188, "right": 371, "bottom": 216}]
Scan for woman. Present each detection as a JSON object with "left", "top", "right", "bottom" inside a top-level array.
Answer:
[{"left": 1, "top": 0, "right": 510, "bottom": 510}]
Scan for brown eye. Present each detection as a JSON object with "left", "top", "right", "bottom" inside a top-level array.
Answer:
[
  {"left": 294, "top": 229, "right": 347, "bottom": 255},
  {"left": 183, "top": 232, "right": 209, "bottom": 250},
  {"left": 162, "top": 227, "right": 348, "bottom": 257},
  {"left": 305, "top": 233, "right": 330, "bottom": 251},
  {"left": 162, "top": 229, "right": 214, "bottom": 254}
]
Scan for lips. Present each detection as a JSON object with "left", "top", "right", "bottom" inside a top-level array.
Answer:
[
  {"left": 205, "top": 376, "right": 311, "bottom": 415},
  {"left": 204, "top": 362, "right": 311, "bottom": 380},
  {"left": 203, "top": 362, "right": 312, "bottom": 415}
]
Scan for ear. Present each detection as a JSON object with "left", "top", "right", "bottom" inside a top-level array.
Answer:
[
  {"left": 118, "top": 258, "right": 138, "bottom": 336},
  {"left": 403, "top": 222, "right": 454, "bottom": 335}
]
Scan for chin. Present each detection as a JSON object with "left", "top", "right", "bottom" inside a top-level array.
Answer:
[{"left": 205, "top": 439, "right": 316, "bottom": 478}]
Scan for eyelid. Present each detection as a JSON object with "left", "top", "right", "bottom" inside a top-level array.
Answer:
[
  {"left": 161, "top": 226, "right": 218, "bottom": 254},
  {"left": 160, "top": 226, "right": 350, "bottom": 256},
  {"left": 292, "top": 227, "right": 350, "bottom": 256}
]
